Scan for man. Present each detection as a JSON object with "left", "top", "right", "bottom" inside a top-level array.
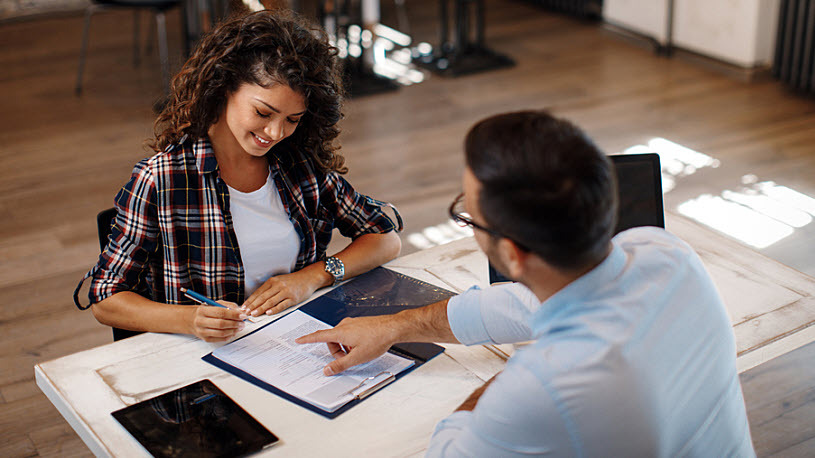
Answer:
[{"left": 296, "top": 111, "right": 754, "bottom": 456}]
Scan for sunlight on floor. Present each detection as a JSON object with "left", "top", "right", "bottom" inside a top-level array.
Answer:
[
  {"left": 621, "top": 137, "right": 721, "bottom": 193},
  {"left": 623, "top": 138, "right": 815, "bottom": 249},
  {"left": 407, "top": 138, "right": 815, "bottom": 252},
  {"left": 407, "top": 220, "right": 473, "bottom": 250}
]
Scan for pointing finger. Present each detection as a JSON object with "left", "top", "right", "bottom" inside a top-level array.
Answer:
[{"left": 295, "top": 328, "right": 339, "bottom": 345}]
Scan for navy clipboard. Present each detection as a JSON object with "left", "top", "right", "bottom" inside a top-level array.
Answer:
[{"left": 202, "top": 267, "right": 455, "bottom": 419}]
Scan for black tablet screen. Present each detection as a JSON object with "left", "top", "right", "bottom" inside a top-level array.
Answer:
[{"left": 112, "top": 379, "right": 278, "bottom": 457}]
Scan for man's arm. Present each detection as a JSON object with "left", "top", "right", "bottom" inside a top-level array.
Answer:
[
  {"left": 297, "top": 282, "right": 540, "bottom": 375},
  {"left": 295, "top": 298, "right": 458, "bottom": 375}
]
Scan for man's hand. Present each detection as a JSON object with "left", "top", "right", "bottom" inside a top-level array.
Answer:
[
  {"left": 297, "top": 298, "right": 456, "bottom": 375},
  {"left": 295, "top": 315, "right": 401, "bottom": 375},
  {"left": 188, "top": 301, "right": 246, "bottom": 342}
]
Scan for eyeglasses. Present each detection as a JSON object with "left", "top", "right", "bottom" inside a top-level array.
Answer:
[
  {"left": 448, "top": 193, "right": 530, "bottom": 252},
  {"left": 448, "top": 193, "right": 507, "bottom": 239}
]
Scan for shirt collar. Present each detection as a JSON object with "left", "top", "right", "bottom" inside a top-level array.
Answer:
[
  {"left": 268, "top": 155, "right": 282, "bottom": 179},
  {"left": 193, "top": 136, "right": 281, "bottom": 179},
  {"left": 193, "top": 136, "right": 219, "bottom": 174},
  {"left": 531, "top": 241, "right": 627, "bottom": 333}
]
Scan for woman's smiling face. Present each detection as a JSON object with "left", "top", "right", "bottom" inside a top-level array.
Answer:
[{"left": 215, "top": 82, "right": 307, "bottom": 157}]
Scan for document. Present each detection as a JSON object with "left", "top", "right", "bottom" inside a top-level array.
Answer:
[
  {"left": 204, "top": 268, "right": 452, "bottom": 417},
  {"left": 211, "top": 310, "right": 414, "bottom": 413}
]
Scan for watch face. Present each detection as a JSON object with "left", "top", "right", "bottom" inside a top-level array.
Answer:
[{"left": 326, "top": 257, "right": 344, "bottom": 281}]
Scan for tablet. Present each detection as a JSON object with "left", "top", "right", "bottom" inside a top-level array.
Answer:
[
  {"left": 608, "top": 153, "right": 665, "bottom": 233},
  {"left": 112, "top": 379, "right": 279, "bottom": 457}
]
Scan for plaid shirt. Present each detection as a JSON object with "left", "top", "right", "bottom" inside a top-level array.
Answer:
[{"left": 74, "top": 137, "right": 401, "bottom": 309}]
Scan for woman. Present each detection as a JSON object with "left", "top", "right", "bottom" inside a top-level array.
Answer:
[{"left": 74, "top": 11, "right": 402, "bottom": 342}]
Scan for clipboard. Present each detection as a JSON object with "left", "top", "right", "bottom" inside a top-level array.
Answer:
[{"left": 203, "top": 267, "right": 455, "bottom": 418}]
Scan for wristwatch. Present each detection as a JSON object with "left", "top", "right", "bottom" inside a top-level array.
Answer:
[{"left": 324, "top": 256, "right": 345, "bottom": 285}]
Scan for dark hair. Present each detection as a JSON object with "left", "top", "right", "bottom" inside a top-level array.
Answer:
[
  {"left": 465, "top": 110, "right": 618, "bottom": 270},
  {"left": 149, "top": 10, "right": 347, "bottom": 173}
]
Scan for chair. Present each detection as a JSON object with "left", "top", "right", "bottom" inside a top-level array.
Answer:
[
  {"left": 97, "top": 208, "right": 145, "bottom": 341},
  {"left": 75, "top": 0, "right": 181, "bottom": 96}
]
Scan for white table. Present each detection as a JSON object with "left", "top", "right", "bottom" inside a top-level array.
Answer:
[
  {"left": 35, "top": 243, "right": 509, "bottom": 457},
  {"left": 36, "top": 213, "right": 815, "bottom": 456}
]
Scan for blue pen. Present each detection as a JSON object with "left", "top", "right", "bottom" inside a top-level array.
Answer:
[
  {"left": 180, "top": 287, "right": 227, "bottom": 308},
  {"left": 182, "top": 288, "right": 248, "bottom": 324},
  {"left": 191, "top": 393, "right": 217, "bottom": 405}
]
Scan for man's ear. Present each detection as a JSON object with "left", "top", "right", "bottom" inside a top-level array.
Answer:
[{"left": 497, "top": 238, "right": 529, "bottom": 280}]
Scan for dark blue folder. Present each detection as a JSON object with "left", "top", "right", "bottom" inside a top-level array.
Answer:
[{"left": 202, "top": 267, "right": 455, "bottom": 418}]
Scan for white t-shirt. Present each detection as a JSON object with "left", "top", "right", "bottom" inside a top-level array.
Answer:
[{"left": 227, "top": 173, "right": 300, "bottom": 298}]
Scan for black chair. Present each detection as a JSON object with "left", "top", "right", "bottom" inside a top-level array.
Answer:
[
  {"left": 97, "top": 208, "right": 145, "bottom": 341},
  {"left": 75, "top": 0, "right": 181, "bottom": 96}
]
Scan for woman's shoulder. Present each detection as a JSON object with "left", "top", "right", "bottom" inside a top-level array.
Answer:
[
  {"left": 135, "top": 143, "right": 197, "bottom": 173},
  {"left": 123, "top": 145, "right": 199, "bottom": 195}
]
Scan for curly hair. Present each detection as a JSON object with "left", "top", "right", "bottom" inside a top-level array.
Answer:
[{"left": 149, "top": 10, "right": 347, "bottom": 173}]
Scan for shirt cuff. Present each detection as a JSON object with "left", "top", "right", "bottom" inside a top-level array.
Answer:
[{"left": 447, "top": 286, "right": 493, "bottom": 345}]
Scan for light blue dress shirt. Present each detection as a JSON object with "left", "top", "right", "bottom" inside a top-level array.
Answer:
[{"left": 429, "top": 227, "right": 755, "bottom": 457}]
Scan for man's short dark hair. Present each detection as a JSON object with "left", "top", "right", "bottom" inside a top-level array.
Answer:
[{"left": 465, "top": 110, "right": 618, "bottom": 271}]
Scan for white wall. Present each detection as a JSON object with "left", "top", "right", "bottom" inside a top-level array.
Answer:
[
  {"left": 673, "top": 0, "right": 781, "bottom": 67},
  {"left": 603, "top": 0, "right": 671, "bottom": 45},
  {"left": 603, "top": 0, "right": 781, "bottom": 68}
]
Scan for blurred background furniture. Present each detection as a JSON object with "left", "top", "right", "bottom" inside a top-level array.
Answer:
[
  {"left": 415, "top": 0, "right": 514, "bottom": 77},
  {"left": 525, "top": 0, "right": 602, "bottom": 18},
  {"left": 774, "top": 0, "right": 815, "bottom": 94},
  {"left": 75, "top": 0, "right": 182, "bottom": 95},
  {"left": 319, "top": 0, "right": 412, "bottom": 96},
  {"left": 74, "top": 0, "right": 233, "bottom": 96}
]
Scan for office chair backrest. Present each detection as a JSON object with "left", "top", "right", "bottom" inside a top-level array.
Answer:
[
  {"left": 96, "top": 208, "right": 117, "bottom": 252},
  {"left": 96, "top": 208, "right": 144, "bottom": 341}
]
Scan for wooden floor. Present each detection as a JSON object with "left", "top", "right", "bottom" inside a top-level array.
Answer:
[
  {"left": 742, "top": 339, "right": 815, "bottom": 457},
  {"left": 1, "top": 1, "right": 814, "bottom": 456}
]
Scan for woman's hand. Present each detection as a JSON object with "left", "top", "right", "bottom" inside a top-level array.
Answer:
[
  {"left": 242, "top": 232, "right": 401, "bottom": 318},
  {"left": 188, "top": 301, "right": 246, "bottom": 342},
  {"left": 243, "top": 270, "right": 326, "bottom": 317}
]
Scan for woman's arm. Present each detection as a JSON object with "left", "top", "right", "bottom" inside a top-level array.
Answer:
[
  {"left": 242, "top": 231, "right": 401, "bottom": 317},
  {"left": 92, "top": 291, "right": 246, "bottom": 342},
  {"left": 327, "top": 230, "right": 402, "bottom": 279}
]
